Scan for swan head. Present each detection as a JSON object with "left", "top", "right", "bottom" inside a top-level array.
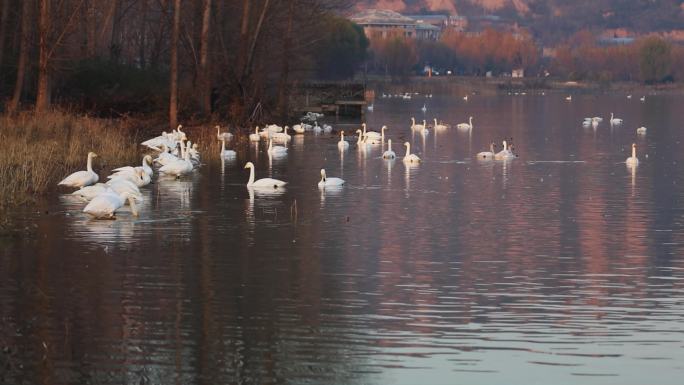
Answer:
[
  {"left": 244, "top": 161, "right": 254, "bottom": 169},
  {"left": 356, "top": 129, "right": 362, "bottom": 134},
  {"left": 88, "top": 152, "right": 98, "bottom": 158},
  {"left": 144, "top": 155, "right": 153, "bottom": 165},
  {"left": 381, "top": 125, "right": 387, "bottom": 131},
  {"left": 320, "top": 169, "right": 326, "bottom": 178},
  {"left": 177, "top": 124, "right": 183, "bottom": 131},
  {"left": 404, "top": 142, "right": 410, "bottom": 147}
]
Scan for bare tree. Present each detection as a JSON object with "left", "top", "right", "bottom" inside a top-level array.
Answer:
[
  {"left": 198, "top": 0, "right": 212, "bottom": 115},
  {"left": 169, "top": 0, "right": 181, "bottom": 129},
  {"left": 0, "top": 0, "right": 10, "bottom": 75},
  {"left": 35, "top": 0, "right": 51, "bottom": 112},
  {"left": 8, "top": 0, "right": 31, "bottom": 113}
]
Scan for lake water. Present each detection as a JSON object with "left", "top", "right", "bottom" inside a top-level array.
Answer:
[{"left": 2, "top": 90, "right": 684, "bottom": 385}]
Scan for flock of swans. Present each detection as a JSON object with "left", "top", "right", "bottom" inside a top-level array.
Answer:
[{"left": 57, "top": 92, "right": 649, "bottom": 220}]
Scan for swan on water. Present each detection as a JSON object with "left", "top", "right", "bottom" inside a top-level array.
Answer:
[
  {"left": 112, "top": 155, "right": 153, "bottom": 177},
  {"left": 382, "top": 139, "right": 396, "bottom": 159},
  {"left": 610, "top": 113, "right": 623, "bottom": 125},
  {"left": 433, "top": 119, "right": 448, "bottom": 130},
  {"left": 636, "top": 126, "right": 647, "bottom": 135},
  {"left": 271, "top": 126, "right": 291, "bottom": 142},
  {"left": 72, "top": 183, "right": 110, "bottom": 201},
  {"left": 318, "top": 169, "right": 345, "bottom": 188},
  {"left": 160, "top": 144, "right": 194, "bottom": 176},
  {"left": 83, "top": 191, "right": 139, "bottom": 219},
  {"left": 494, "top": 140, "right": 516, "bottom": 160},
  {"left": 293, "top": 123, "right": 305, "bottom": 134},
  {"left": 477, "top": 142, "right": 496, "bottom": 159},
  {"left": 108, "top": 168, "right": 149, "bottom": 187},
  {"left": 249, "top": 126, "right": 261, "bottom": 142},
  {"left": 421, "top": 104, "right": 427, "bottom": 113},
  {"left": 411, "top": 117, "right": 425, "bottom": 130},
  {"left": 244, "top": 161, "right": 287, "bottom": 188},
  {"left": 58, "top": 152, "right": 99, "bottom": 188},
  {"left": 338, "top": 131, "right": 349, "bottom": 150},
  {"left": 565, "top": 95, "right": 572, "bottom": 101},
  {"left": 267, "top": 139, "right": 288, "bottom": 156},
  {"left": 456, "top": 116, "right": 473, "bottom": 130},
  {"left": 313, "top": 121, "right": 323, "bottom": 134},
  {"left": 216, "top": 125, "right": 233, "bottom": 141},
  {"left": 626, "top": 143, "right": 639, "bottom": 166},
  {"left": 220, "top": 138, "right": 237, "bottom": 158},
  {"left": 403, "top": 142, "right": 421, "bottom": 163}
]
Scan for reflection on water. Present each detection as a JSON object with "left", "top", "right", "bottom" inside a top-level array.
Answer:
[{"left": 3, "top": 93, "right": 684, "bottom": 385}]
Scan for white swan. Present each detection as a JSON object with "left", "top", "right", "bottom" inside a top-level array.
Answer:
[
  {"left": 112, "top": 155, "right": 153, "bottom": 177},
  {"left": 58, "top": 152, "right": 99, "bottom": 188},
  {"left": 244, "top": 161, "right": 286, "bottom": 188},
  {"left": 338, "top": 131, "right": 349, "bottom": 150},
  {"left": 463, "top": 95, "right": 469, "bottom": 101},
  {"left": 267, "top": 139, "right": 288, "bottom": 156},
  {"left": 293, "top": 123, "right": 305, "bottom": 134},
  {"left": 323, "top": 124, "right": 333, "bottom": 133},
  {"left": 565, "top": 95, "right": 572, "bottom": 101},
  {"left": 216, "top": 125, "right": 233, "bottom": 141},
  {"left": 382, "top": 139, "right": 396, "bottom": 159},
  {"left": 83, "top": 191, "right": 139, "bottom": 219},
  {"left": 456, "top": 116, "right": 473, "bottom": 130},
  {"left": 365, "top": 125, "right": 387, "bottom": 144},
  {"left": 355, "top": 129, "right": 369, "bottom": 149},
  {"left": 610, "top": 113, "right": 623, "bottom": 125},
  {"left": 160, "top": 145, "right": 194, "bottom": 176},
  {"left": 107, "top": 168, "right": 149, "bottom": 187},
  {"left": 421, "top": 104, "right": 427, "bottom": 113},
  {"left": 318, "top": 169, "right": 345, "bottom": 188},
  {"left": 410, "top": 117, "right": 425, "bottom": 130},
  {"left": 71, "top": 183, "right": 110, "bottom": 201},
  {"left": 313, "top": 121, "right": 322, "bottom": 134},
  {"left": 640, "top": 96, "right": 645, "bottom": 102},
  {"left": 403, "top": 142, "right": 421, "bottom": 163},
  {"left": 494, "top": 140, "right": 516, "bottom": 160},
  {"left": 220, "top": 139, "right": 237, "bottom": 158},
  {"left": 433, "top": 119, "right": 448, "bottom": 130},
  {"left": 367, "top": 103, "right": 374, "bottom": 112},
  {"left": 636, "top": 126, "right": 647, "bottom": 135},
  {"left": 106, "top": 177, "right": 143, "bottom": 200},
  {"left": 270, "top": 126, "right": 291, "bottom": 142},
  {"left": 249, "top": 126, "right": 261, "bottom": 142},
  {"left": 477, "top": 142, "right": 496, "bottom": 159},
  {"left": 626, "top": 143, "right": 639, "bottom": 166}
]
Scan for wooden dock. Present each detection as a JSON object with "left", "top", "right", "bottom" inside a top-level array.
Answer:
[{"left": 291, "top": 82, "right": 367, "bottom": 121}]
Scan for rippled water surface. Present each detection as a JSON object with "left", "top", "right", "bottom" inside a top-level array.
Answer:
[{"left": 3, "top": 91, "right": 684, "bottom": 385}]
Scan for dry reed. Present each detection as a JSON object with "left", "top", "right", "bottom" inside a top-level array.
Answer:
[{"left": 0, "top": 111, "right": 141, "bottom": 209}]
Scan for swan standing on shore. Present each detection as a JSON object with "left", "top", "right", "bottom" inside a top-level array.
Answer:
[
  {"left": 318, "top": 169, "right": 345, "bottom": 188},
  {"left": 244, "top": 162, "right": 286, "bottom": 188},
  {"left": 338, "top": 131, "right": 349, "bottom": 150},
  {"left": 83, "top": 191, "right": 139, "bottom": 219},
  {"left": 626, "top": 143, "right": 639, "bottom": 166},
  {"left": 58, "top": 152, "right": 99, "bottom": 188},
  {"left": 383, "top": 139, "right": 396, "bottom": 159},
  {"left": 403, "top": 142, "right": 421, "bottom": 163}
]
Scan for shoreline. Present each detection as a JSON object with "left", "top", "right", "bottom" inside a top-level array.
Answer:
[{"left": 363, "top": 75, "right": 684, "bottom": 94}]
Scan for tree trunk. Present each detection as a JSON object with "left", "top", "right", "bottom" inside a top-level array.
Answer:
[
  {"left": 0, "top": 0, "right": 11, "bottom": 74},
  {"left": 198, "top": 0, "right": 212, "bottom": 115},
  {"left": 236, "top": 0, "right": 250, "bottom": 78},
  {"left": 110, "top": 0, "right": 121, "bottom": 60},
  {"left": 8, "top": 0, "right": 31, "bottom": 113},
  {"left": 36, "top": 0, "right": 51, "bottom": 112},
  {"left": 169, "top": 0, "right": 181, "bottom": 130},
  {"left": 139, "top": 0, "right": 148, "bottom": 68},
  {"left": 277, "top": 0, "right": 295, "bottom": 120}
]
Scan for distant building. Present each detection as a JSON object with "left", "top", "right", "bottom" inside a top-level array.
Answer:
[
  {"left": 349, "top": 9, "right": 450, "bottom": 41},
  {"left": 350, "top": 9, "right": 418, "bottom": 40}
]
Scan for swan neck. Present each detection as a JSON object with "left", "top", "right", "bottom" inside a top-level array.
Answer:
[
  {"left": 248, "top": 165, "right": 255, "bottom": 185},
  {"left": 406, "top": 143, "right": 411, "bottom": 155},
  {"left": 632, "top": 145, "right": 636, "bottom": 158},
  {"left": 221, "top": 140, "right": 226, "bottom": 153},
  {"left": 87, "top": 154, "right": 94, "bottom": 173}
]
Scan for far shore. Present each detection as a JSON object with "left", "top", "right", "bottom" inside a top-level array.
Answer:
[{"left": 363, "top": 75, "right": 684, "bottom": 94}]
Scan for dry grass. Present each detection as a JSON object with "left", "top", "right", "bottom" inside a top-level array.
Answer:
[{"left": 0, "top": 111, "right": 141, "bottom": 209}]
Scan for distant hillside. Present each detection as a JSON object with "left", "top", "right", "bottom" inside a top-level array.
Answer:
[{"left": 357, "top": 0, "right": 684, "bottom": 43}]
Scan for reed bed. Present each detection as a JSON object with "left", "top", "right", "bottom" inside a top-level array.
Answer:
[{"left": 0, "top": 111, "right": 141, "bottom": 209}]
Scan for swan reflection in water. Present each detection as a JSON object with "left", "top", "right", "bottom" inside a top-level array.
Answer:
[
  {"left": 404, "top": 162, "right": 419, "bottom": 197},
  {"left": 319, "top": 184, "right": 343, "bottom": 207}
]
